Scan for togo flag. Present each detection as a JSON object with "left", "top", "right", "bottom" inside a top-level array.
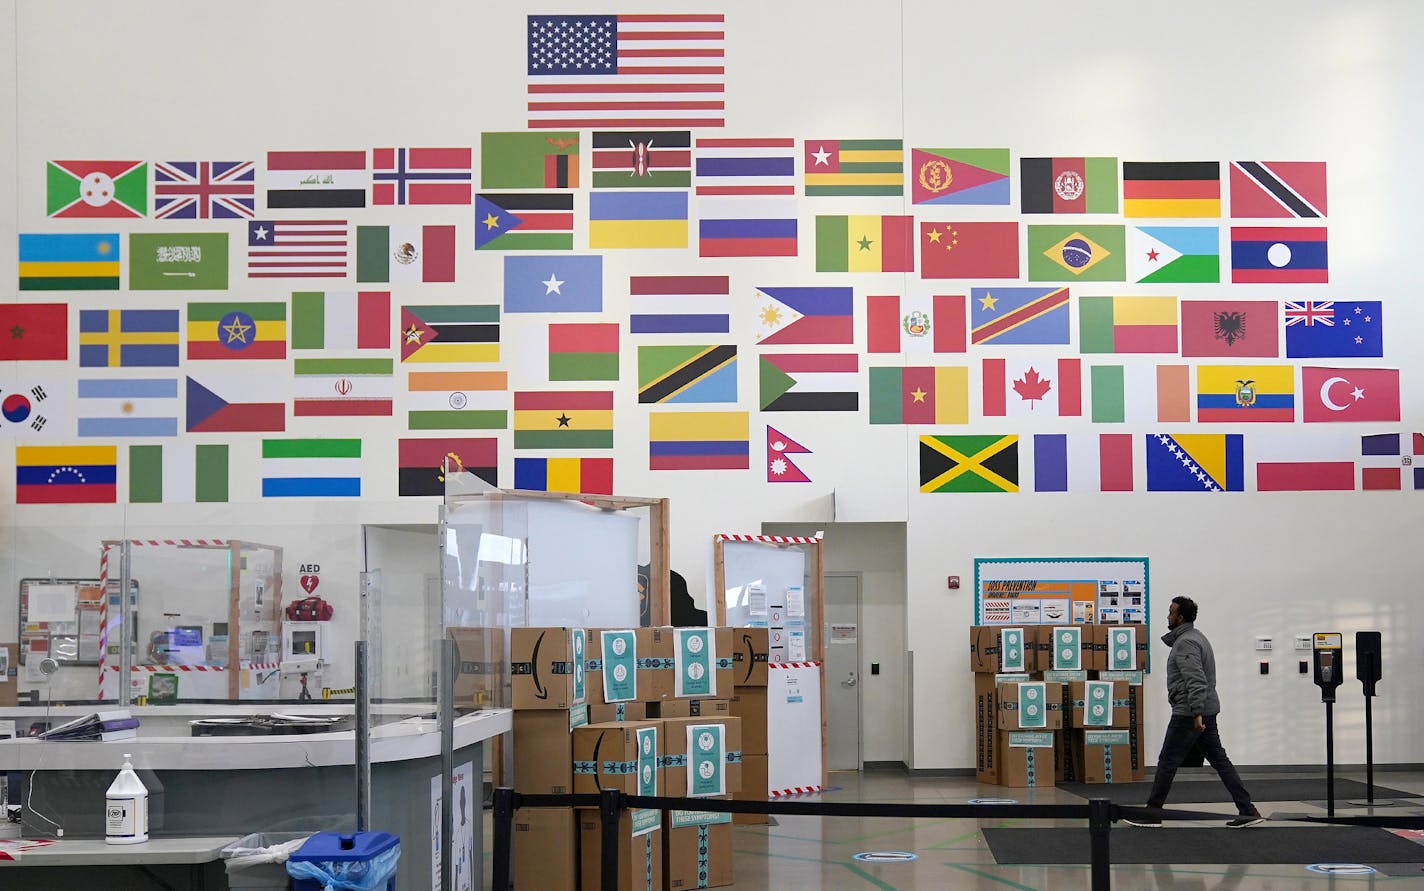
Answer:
[
  {"left": 129, "top": 443, "right": 229, "bottom": 503},
  {"left": 356, "top": 225, "right": 456, "bottom": 283}
]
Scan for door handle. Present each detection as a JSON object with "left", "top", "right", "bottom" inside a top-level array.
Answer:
[{"left": 842, "top": 673, "right": 857, "bottom": 688}]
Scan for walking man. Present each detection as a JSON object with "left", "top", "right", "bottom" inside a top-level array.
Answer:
[{"left": 1124, "top": 596, "right": 1264, "bottom": 828}]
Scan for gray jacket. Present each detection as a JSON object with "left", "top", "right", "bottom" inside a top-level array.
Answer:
[{"left": 1163, "top": 622, "right": 1221, "bottom": 717}]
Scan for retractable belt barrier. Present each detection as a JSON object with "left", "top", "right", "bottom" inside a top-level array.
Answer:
[{"left": 489, "top": 788, "right": 1424, "bottom": 891}]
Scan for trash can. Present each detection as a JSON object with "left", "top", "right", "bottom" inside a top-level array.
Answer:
[
  {"left": 222, "top": 832, "right": 312, "bottom": 889},
  {"left": 286, "top": 831, "right": 401, "bottom": 891}
]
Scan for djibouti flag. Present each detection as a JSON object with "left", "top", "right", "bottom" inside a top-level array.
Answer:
[
  {"left": 1130, "top": 226, "right": 1220, "bottom": 283},
  {"left": 261, "top": 438, "right": 362, "bottom": 498},
  {"left": 129, "top": 443, "right": 229, "bottom": 503}
]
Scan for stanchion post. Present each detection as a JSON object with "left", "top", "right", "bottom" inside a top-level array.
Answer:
[
  {"left": 490, "top": 787, "right": 515, "bottom": 891},
  {"left": 1325, "top": 699, "right": 1335, "bottom": 819},
  {"left": 600, "top": 787, "right": 623, "bottom": 891},
  {"left": 1088, "top": 798, "right": 1112, "bottom": 891}
]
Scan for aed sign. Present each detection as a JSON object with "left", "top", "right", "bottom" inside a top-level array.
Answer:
[{"left": 299, "top": 564, "right": 321, "bottom": 573}]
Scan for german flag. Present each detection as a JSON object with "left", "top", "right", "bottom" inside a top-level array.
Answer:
[{"left": 1123, "top": 162, "right": 1220, "bottom": 218}]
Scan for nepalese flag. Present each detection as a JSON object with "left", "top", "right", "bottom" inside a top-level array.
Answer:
[
  {"left": 153, "top": 161, "right": 256, "bottom": 219},
  {"left": 371, "top": 148, "right": 472, "bottom": 205},
  {"left": 526, "top": 14, "right": 726, "bottom": 129},
  {"left": 1285, "top": 300, "right": 1382, "bottom": 358}
]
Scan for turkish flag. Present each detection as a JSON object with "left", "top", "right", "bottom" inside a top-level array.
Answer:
[{"left": 1302, "top": 366, "right": 1400, "bottom": 422}]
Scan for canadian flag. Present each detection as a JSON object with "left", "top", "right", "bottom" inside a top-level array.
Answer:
[
  {"left": 1302, "top": 366, "right": 1400, "bottom": 423},
  {"left": 982, "top": 358, "right": 1081, "bottom": 417}
]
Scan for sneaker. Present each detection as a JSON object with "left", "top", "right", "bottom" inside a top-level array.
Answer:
[
  {"left": 1226, "top": 814, "right": 1264, "bottom": 828},
  {"left": 1123, "top": 815, "right": 1162, "bottom": 828}
]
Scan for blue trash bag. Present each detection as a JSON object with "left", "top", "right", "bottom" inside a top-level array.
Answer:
[{"left": 285, "top": 843, "right": 400, "bottom": 891}]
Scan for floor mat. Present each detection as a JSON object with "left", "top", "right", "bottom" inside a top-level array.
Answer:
[
  {"left": 984, "top": 826, "right": 1424, "bottom": 865},
  {"left": 1056, "top": 778, "right": 1420, "bottom": 804}
]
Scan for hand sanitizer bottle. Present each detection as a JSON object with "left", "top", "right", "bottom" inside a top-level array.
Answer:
[{"left": 105, "top": 753, "right": 148, "bottom": 844}]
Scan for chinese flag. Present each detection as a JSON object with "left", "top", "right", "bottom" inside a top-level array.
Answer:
[{"left": 920, "top": 222, "right": 1019, "bottom": 279}]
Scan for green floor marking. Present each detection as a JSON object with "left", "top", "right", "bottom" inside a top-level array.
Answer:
[
  {"left": 735, "top": 847, "right": 906, "bottom": 891},
  {"left": 947, "top": 863, "right": 1043, "bottom": 890},
  {"left": 840, "top": 860, "right": 903, "bottom": 891}
]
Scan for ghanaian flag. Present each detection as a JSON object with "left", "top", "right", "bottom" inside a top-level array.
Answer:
[{"left": 512, "top": 390, "right": 614, "bottom": 449}]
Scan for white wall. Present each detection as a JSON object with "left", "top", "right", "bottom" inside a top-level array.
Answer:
[{"left": 2, "top": 0, "right": 1423, "bottom": 768}]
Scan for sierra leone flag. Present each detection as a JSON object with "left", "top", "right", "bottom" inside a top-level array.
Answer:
[
  {"left": 1130, "top": 226, "right": 1219, "bottom": 283},
  {"left": 261, "top": 438, "right": 361, "bottom": 498}
]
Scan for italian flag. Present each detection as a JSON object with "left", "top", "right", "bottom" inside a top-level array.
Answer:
[
  {"left": 129, "top": 444, "right": 229, "bottom": 503},
  {"left": 356, "top": 225, "right": 456, "bottom": 283},
  {"left": 290, "top": 291, "right": 390, "bottom": 350}
]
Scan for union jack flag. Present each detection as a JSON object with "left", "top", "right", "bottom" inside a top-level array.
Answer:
[
  {"left": 153, "top": 161, "right": 256, "bottom": 219},
  {"left": 1284, "top": 300, "right": 1334, "bottom": 327}
]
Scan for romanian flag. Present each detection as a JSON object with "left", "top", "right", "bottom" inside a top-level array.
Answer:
[
  {"left": 186, "top": 302, "right": 286, "bottom": 360},
  {"left": 1078, "top": 296, "right": 1178, "bottom": 354},
  {"left": 513, "top": 390, "right": 614, "bottom": 449},
  {"left": 514, "top": 456, "right": 614, "bottom": 495},
  {"left": 549, "top": 323, "right": 620, "bottom": 381},
  {"left": 867, "top": 366, "right": 968, "bottom": 425},
  {"left": 815, "top": 215, "right": 914, "bottom": 272},
  {"left": 17, "top": 445, "right": 117, "bottom": 504},
  {"left": 1123, "top": 162, "right": 1221, "bottom": 218},
  {"left": 1196, "top": 365, "right": 1295, "bottom": 423},
  {"left": 803, "top": 139, "right": 903, "bottom": 197},
  {"left": 18, "top": 233, "right": 120, "bottom": 291},
  {"left": 648, "top": 411, "right": 749, "bottom": 470}
]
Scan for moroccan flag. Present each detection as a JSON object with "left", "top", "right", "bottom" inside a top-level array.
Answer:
[
  {"left": 549, "top": 323, "right": 620, "bottom": 381},
  {"left": 867, "top": 366, "right": 968, "bottom": 425},
  {"left": 480, "top": 131, "right": 580, "bottom": 189},
  {"left": 398, "top": 437, "right": 497, "bottom": 495},
  {"left": 1145, "top": 433, "right": 1244, "bottom": 492},
  {"left": 982, "top": 358, "right": 1082, "bottom": 418},
  {"left": 1032, "top": 433, "right": 1135, "bottom": 493},
  {"left": 1180, "top": 300, "right": 1279, "bottom": 358},
  {"left": 129, "top": 232, "right": 228, "bottom": 290},
  {"left": 865, "top": 294, "right": 966, "bottom": 354},
  {"left": 804, "top": 139, "right": 903, "bottom": 196},
  {"left": 356, "top": 225, "right": 456, "bottom": 283},
  {"left": 970, "top": 287, "right": 1070, "bottom": 346},
  {"left": 1196, "top": 364, "right": 1295, "bottom": 422},
  {"left": 372, "top": 147, "right": 472, "bottom": 205},
  {"left": 1284, "top": 300, "right": 1382, "bottom": 359},
  {"left": 407, "top": 370, "right": 508, "bottom": 431},
  {"left": 754, "top": 287, "right": 854, "bottom": 345},
  {"left": 648, "top": 411, "right": 749, "bottom": 470},
  {"left": 1122, "top": 162, "right": 1221, "bottom": 217},
  {"left": 919, "top": 434, "right": 1018, "bottom": 493},
  {"left": 186, "top": 375, "right": 286, "bottom": 433},
  {"left": 129, "top": 443, "right": 229, "bottom": 504},
  {"left": 187, "top": 302, "right": 286, "bottom": 360},
  {"left": 514, "top": 456, "right": 612, "bottom": 495},
  {"left": 18, "top": 233, "right": 120, "bottom": 291},
  {"left": 815, "top": 215, "right": 914, "bottom": 272},
  {"left": 291, "top": 291, "right": 390, "bottom": 351},
  {"left": 910, "top": 148, "right": 1010, "bottom": 205},
  {"left": 1229, "top": 161, "right": 1327, "bottom": 218},
  {"left": 1089, "top": 365, "right": 1191, "bottom": 424},
  {"left": 1, "top": 303, "right": 67, "bottom": 361},
  {"left": 1027, "top": 225, "right": 1126, "bottom": 281},
  {"left": 591, "top": 130, "right": 692, "bottom": 188},
  {"left": 474, "top": 193, "right": 574, "bottom": 250},
  {"left": 17, "top": 445, "right": 118, "bottom": 504},
  {"left": 1130, "top": 226, "right": 1219, "bottom": 283},
  {"left": 400, "top": 305, "right": 500, "bottom": 364},
  {"left": 1078, "top": 296, "right": 1178, "bottom": 353},
  {"left": 1230, "top": 226, "right": 1328, "bottom": 283},
  {"left": 1302, "top": 366, "right": 1401, "bottom": 423},
  {"left": 638, "top": 344, "right": 737, "bottom": 403},
  {"left": 1019, "top": 157, "right": 1118, "bottom": 214},
  {"left": 47, "top": 160, "right": 146, "bottom": 218},
  {"left": 513, "top": 390, "right": 614, "bottom": 449},
  {"left": 920, "top": 222, "right": 1018, "bottom": 279}
]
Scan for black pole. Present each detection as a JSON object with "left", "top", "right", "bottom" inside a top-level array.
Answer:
[
  {"left": 1325, "top": 699, "right": 1335, "bottom": 819},
  {"left": 1088, "top": 797, "right": 1112, "bottom": 891},
  {"left": 490, "top": 787, "right": 515, "bottom": 891},
  {"left": 600, "top": 787, "right": 623, "bottom": 891},
  {"left": 1365, "top": 693, "right": 1375, "bottom": 805}
]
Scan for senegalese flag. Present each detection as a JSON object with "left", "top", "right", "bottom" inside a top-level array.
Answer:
[
  {"left": 814, "top": 215, "right": 914, "bottom": 272},
  {"left": 868, "top": 366, "right": 968, "bottom": 425},
  {"left": 638, "top": 344, "right": 738, "bottom": 404},
  {"left": 1078, "top": 296, "right": 1179, "bottom": 353},
  {"left": 514, "top": 456, "right": 613, "bottom": 495},
  {"left": 18, "top": 233, "right": 121, "bottom": 291},
  {"left": 480, "top": 131, "right": 579, "bottom": 189},
  {"left": 910, "top": 148, "right": 1011, "bottom": 205},
  {"left": 919, "top": 434, "right": 1019, "bottom": 493},
  {"left": 186, "top": 301, "right": 286, "bottom": 360},
  {"left": 129, "top": 443, "right": 229, "bottom": 503},
  {"left": 47, "top": 160, "right": 146, "bottom": 218},
  {"left": 474, "top": 193, "right": 574, "bottom": 250},
  {"left": 1027, "top": 225, "right": 1126, "bottom": 281},
  {"left": 649, "top": 411, "right": 750, "bottom": 470},
  {"left": 803, "top": 139, "right": 903, "bottom": 196},
  {"left": 549, "top": 323, "right": 620, "bottom": 381},
  {"left": 513, "top": 390, "right": 614, "bottom": 449}
]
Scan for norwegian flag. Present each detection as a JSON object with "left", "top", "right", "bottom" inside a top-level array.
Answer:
[
  {"left": 371, "top": 148, "right": 472, "bottom": 205},
  {"left": 153, "top": 161, "right": 256, "bottom": 219}
]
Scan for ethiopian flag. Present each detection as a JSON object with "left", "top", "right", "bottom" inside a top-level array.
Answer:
[{"left": 815, "top": 215, "right": 914, "bottom": 272}]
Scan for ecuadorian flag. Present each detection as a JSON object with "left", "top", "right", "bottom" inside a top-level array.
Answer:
[{"left": 1196, "top": 365, "right": 1294, "bottom": 423}]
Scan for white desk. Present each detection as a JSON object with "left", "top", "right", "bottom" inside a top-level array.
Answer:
[{"left": 0, "top": 835, "right": 238, "bottom": 866}]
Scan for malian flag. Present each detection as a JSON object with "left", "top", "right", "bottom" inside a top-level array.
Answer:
[
  {"left": 865, "top": 294, "right": 966, "bottom": 354},
  {"left": 982, "top": 358, "right": 1082, "bottom": 418}
]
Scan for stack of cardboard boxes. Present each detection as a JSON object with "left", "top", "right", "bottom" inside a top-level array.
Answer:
[
  {"left": 504, "top": 626, "right": 744, "bottom": 891},
  {"left": 971, "top": 623, "right": 1148, "bottom": 788},
  {"left": 727, "top": 628, "right": 771, "bottom": 825}
]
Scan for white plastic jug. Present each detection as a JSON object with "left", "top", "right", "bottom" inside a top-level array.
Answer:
[{"left": 105, "top": 753, "right": 148, "bottom": 844}]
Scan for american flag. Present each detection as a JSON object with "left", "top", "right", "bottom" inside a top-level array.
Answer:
[
  {"left": 153, "top": 161, "right": 256, "bottom": 219},
  {"left": 1284, "top": 300, "right": 1334, "bottom": 327},
  {"left": 247, "top": 220, "right": 349, "bottom": 279},
  {"left": 527, "top": 14, "right": 725, "bottom": 129}
]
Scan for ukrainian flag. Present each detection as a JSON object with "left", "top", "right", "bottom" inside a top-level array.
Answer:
[
  {"left": 589, "top": 192, "right": 688, "bottom": 249},
  {"left": 18, "top": 233, "right": 121, "bottom": 290}
]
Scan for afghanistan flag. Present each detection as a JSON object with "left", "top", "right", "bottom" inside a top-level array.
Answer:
[
  {"left": 400, "top": 305, "right": 499, "bottom": 364},
  {"left": 1019, "top": 157, "right": 1118, "bottom": 214}
]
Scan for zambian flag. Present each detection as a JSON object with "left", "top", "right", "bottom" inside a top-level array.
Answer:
[{"left": 512, "top": 390, "right": 614, "bottom": 449}]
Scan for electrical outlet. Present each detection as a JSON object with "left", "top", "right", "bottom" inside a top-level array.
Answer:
[
  {"left": 1255, "top": 636, "right": 1273, "bottom": 651},
  {"left": 1294, "top": 635, "right": 1313, "bottom": 651}
]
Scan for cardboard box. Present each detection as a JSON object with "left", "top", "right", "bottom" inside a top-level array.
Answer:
[
  {"left": 447, "top": 626, "right": 504, "bottom": 708},
  {"left": 1100, "top": 670, "right": 1149, "bottom": 779},
  {"left": 997, "top": 730, "right": 1057, "bottom": 788},
  {"left": 660, "top": 716, "right": 742, "bottom": 798},
  {"left": 729, "top": 686, "right": 767, "bottom": 756},
  {"left": 645, "top": 627, "right": 678, "bottom": 702},
  {"left": 665, "top": 814, "right": 733, "bottom": 890},
  {"left": 1067, "top": 680, "right": 1131, "bottom": 728},
  {"left": 514, "top": 807, "right": 578, "bottom": 891},
  {"left": 588, "top": 700, "right": 647, "bottom": 723},
  {"left": 0, "top": 643, "right": 17, "bottom": 708},
  {"left": 572, "top": 720, "right": 663, "bottom": 795},
  {"left": 733, "top": 754, "right": 768, "bottom": 825},
  {"left": 713, "top": 627, "right": 734, "bottom": 696},
  {"left": 514, "top": 705, "right": 589, "bottom": 795},
  {"left": 969, "top": 626, "right": 1030, "bottom": 673},
  {"left": 974, "top": 674, "right": 1001, "bottom": 784},
  {"left": 648, "top": 698, "right": 730, "bottom": 719},
  {"left": 667, "top": 627, "right": 727, "bottom": 700},
  {"left": 1078, "top": 729, "right": 1134, "bottom": 784},
  {"left": 996, "top": 681, "right": 1063, "bottom": 731},
  {"left": 510, "top": 627, "right": 587, "bottom": 710},
  {"left": 589, "top": 627, "right": 654, "bottom": 704},
  {"left": 579, "top": 809, "right": 664, "bottom": 891},
  {"left": 730, "top": 627, "right": 769, "bottom": 686},
  {"left": 1091, "top": 623, "right": 1147, "bottom": 672}
]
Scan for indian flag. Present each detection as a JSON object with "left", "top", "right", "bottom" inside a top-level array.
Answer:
[
  {"left": 261, "top": 438, "right": 361, "bottom": 498},
  {"left": 128, "top": 443, "right": 229, "bottom": 503},
  {"left": 292, "top": 358, "right": 394, "bottom": 416},
  {"left": 407, "top": 370, "right": 508, "bottom": 430}
]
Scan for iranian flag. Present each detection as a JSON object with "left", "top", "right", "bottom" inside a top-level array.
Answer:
[
  {"left": 292, "top": 358, "right": 394, "bottom": 416},
  {"left": 356, "top": 225, "right": 456, "bottom": 283}
]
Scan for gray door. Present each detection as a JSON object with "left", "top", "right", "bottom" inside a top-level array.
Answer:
[{"left": 824, "top": 572, "right": 862, "bottom": 770}]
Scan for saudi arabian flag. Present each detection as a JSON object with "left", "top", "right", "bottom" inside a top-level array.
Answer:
[
  {"left": 1130, "top": 226, "right": 1220, "bottom": 283},
  {"left": 128, "top": 444, "right": 229, "bottom": 503}
]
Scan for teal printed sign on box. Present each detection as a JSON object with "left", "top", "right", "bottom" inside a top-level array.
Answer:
[
  {"left": 631, "top": 807, "right": 661, "bottom": 837},
  {"left": 670, "top": 809, "right": 732, "bottom": 829},
  {"left": 1053, "top": 626, "right": 1082, "bottom": 672},
  {"left": 1008, "top": 731, "right": 1054, "bottom": 748},
  {"left": 995, "top": 672, "right": 1031, "bottom": 684},
  {"left": 1084, "top": 730, "right": 1130, "bottom": 746},
  {"left": 637, "top": 726, "right": 659, "bottom": 796},
  {"left": 687, "top": 723, "right": 726, "bottom": 797},
  {"left": 569, "top": 703, "right": 589, "bottom": 730},
  {"left": 1084, "top": 680, "right": 1113, "bottom": 727},
  {"left": 675, "top": 627, "right": 715, "bottom": 698},
  {"left": 572, "top": 628, "right": 587, "bottom": 703},
  {"left": 1000, "top": 627, "right": 1026, "bottom": 673},
  {"left": 1018, "top": 682, "right": 1046, "bottom": 729},
  {"left": 1100, "top": 669, "right": 1143, "bottom": 686},
  {"left": 1109, "top": 627, "right": 1137, "bottom": 671},
  {"left": 603, "top": 630, "right": 638, "bottom": 702},
  {"left": 1046, "top": 669, "right": 1087, "bottom": 684}
]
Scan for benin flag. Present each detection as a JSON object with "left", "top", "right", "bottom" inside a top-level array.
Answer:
[
  {"left": 815, "top": 215, "right": 913, "bottom": 272},
  {"left": 1078, "top": 296, "right": 1178, "bottom": 353},
  {"left": 513, "top": 390, "right": 614, "bottom": 449},
  {"left": 868, "top": 366, "right": 968, "bottom": 424},
  {"left": 548, "top": 323, "right": 619, "bottom": 381},
  {"left": 47, "top": 161, "right": 146, "bottom": 218}
]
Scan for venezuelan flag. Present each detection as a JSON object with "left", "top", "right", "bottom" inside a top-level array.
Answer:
[{"left": 16, "top": 445, "right": 118, "bottom": 503}]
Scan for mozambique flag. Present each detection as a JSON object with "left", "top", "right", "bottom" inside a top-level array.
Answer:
[
  {"left": 868, "top": 366, "right": 968, "bottom": 425},
  {"left": 398, "top": 437, "right": 497, "bottom": 496},
  {"left": 400, "top": 305, "right": 499, "bottom": 363},
  {"left": 814, "top": 215, "right": 913, "bottom": 272},
  {"left": 549, "top": 323, "right": 620, "bottom": 381},
  {"left": 187, "top": 301, "right": 286, "bottom": 360},
  {"left": 638, "top": 344, "right": 737, "bottom": 403},
  {"left": 513, "top": 390, "right": 614, "bottom": 449},
  {"left": 919, "top": 434, "right": 1019, "bottom": 493},
  {"left": 515, "top": 456, "right": 614, "bottom": 495},
  {"left": 474, "top": 193, "right": 574, "bottom": 250},
  {"left": 1123, "top": 162, "right": 1221, "bottom": 218},
  {"left": 47, "top": 160, "right": 146, "bottom": 218},
  {"left": 480, "top": 131, "right": 579, "bottom": 189},
  {"left": 18, "top": 233, "right": 120, "bottom": 291},
  {"left": 803, "top": 139, "right": 903, "bottom": 196}
]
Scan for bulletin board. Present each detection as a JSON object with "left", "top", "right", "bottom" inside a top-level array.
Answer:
[
  {"left": 974, "top": 558, "right": 1150, "bottom": 629},
  {"left": 17, "top": 578, "right": 138, "bottom": 666}
]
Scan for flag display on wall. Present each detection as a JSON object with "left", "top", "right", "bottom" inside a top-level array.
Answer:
[
  {"left": 766, "top": 426, "right": 811, "bottom": 483},
  {"left": 77, "top": 378, "right": 179, "bottom": 437},
  {"left": 474, "top": 193, "right": 575, "bottom": 251},
  {"left": 78, "top": 309, "right": 180, "bottom": 367},
  {"left": 1019, "top": 157, "right": 1118, "bottom": 214},
  {"left": 1196, "top": 365, "right": 1295, "bottom": 423},
  {"left": 290, "top": 291, "right": 390, "bottom": 351},
  {"left": 129, "top": 443, "right": 230, "bottom": 503},
  {"left": 628, "top": 275, "right": 730, "bottom": 334},
  {"left": 1, "top": 303, "right": 68, "bottom": 360},
  {"left": 970, "top": 287, "right": 1070, "bottom": 346},
  {"left": 1027, "top": 225, "right": 1126, "bottom": 281},
  {"left": 185, "top": 376, "right": 286, "bottom": 433},
  {"left": 648, "top": 411, "right": 749, "bottom": 470},
  {"left": 754, "top": 286, "right": 854, "bottom": 345},
  {"left": 1253, "top": 432, "right": 1357, "bottom": 492},
  {"left": 919, "top": 434, "right": 1019, "bottom": 493},
  {"left": 758, "top": 353, "right": 859, "bottom": 412},
  {"left": 505, "top": 255, "right": 603, "bottom": 313},
  {"left": 248, "top": 220, "right": 349, "bottom": 279},
  {"left": 0, "top": 381, "right": 62, "bottom": 436},
  {"left": 1360, "top": 433, "right": 1424, "bottom": 491},
  {"left": 480, "top": 131, "right": 580, "bottom": 188},
  {"left": 867, "top": 366, "right": 968, "bottom": 425},
  {"left": 589, "top": 191, "right": 689, "bottom": 249},
  {"left": 1078, "top": 296, "right": 1178, "bottom": 354},
  {"left": 130, "top": 232, "right": 228, "bottom": 290},
  {"left": 814, "top": 215, "right": 914, "bottom": 272},
  {"left": 804, "top": 140, "right": 904, "bottom": 197},
  {"left": 292, "top": 358, "right": 395, "bottom": 417},
  {"left": 1145, "top": 433, "right": 1243, "bottom": 492},
  {"left": 1130, "top": 226, "right": 1219, "bottom": 283},
  {"left": 266, "top": 150, "right": 368, "bottom": 209},
  {"left": 921, "top": 222, "right": 1019, "bottom": 279},
  {"left": 637, "top": 344, "right": 737, "bottom": 403},
  {"left": 1229, "top": 161, "right": 1327, "bottom": 219},
  {"left": 47, "top": 160, "right": 146, "bottom": 218},
  {"left": 1033, "top": 433, "right": 1135, "bottom": 493},
  {"left": 261, "top": 438, "right": 362, "bottom": 498},
  {"left": 406, "top": 370, "right": 508, "bottom": 431},
  {"left": 1302, "top": 366, "right": 1400, "bottom": 423},
  {"left": 549, "top": 323, "right": 620, "bottom": 381},
  {"left": 1284, "top": 300, "right": 1382, "bottom": 359},
  {"left": 356, "top": 225, "right": 456, "bottom": 283},
  {"left": 399, "top": 437, "right": 497, "bottom": 495},
  {"left": 1089, "top": 365, "right": 1191, "bottom": 424},
  {"left": 513, "top": 456, "right": 611, "bottom": 494},
  {"left": 1122, "top": 162, "right": 1220, "bottom": 218},
  {"left": 16, "top": 445, "right": 117, "bottom": 504},
  {"left": 1230, "top": 226, "right": 1328, "bottom": 283},
  {"left": 153, "top": 161, "right": 256, "bottom": 219},
  {"left": 982, "top": 358, "right": 1082, "bottom": 418},
  {"left": 1180, "top": 300, "right": 1279, "bottom": 358},
  {"left": 910, "top": 148, "right": 1010, "bottom": 206},
  {"left": 865, "top": 294, "right": 966, "bottom": 354},
  {"left": 371, "top": 147, "right": 472, "bottom": 206},
  {"left": 187, "top": 301, "right": 286, "bottom": 360},
  {"left": 513, "top": 390, "right": 614, "bottom": 449},
  {"left": 399, "top": 305, "right": 500, "bottom": 364},
  {"left": 591, "top": 131, "right": 692, "bottom": 188},
  {"left": 18, "top": 234, "right": 120, "bottom": 291}
]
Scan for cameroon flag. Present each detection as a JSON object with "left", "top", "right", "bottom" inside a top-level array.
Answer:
[{"left": 815, "top": 215, "right": 914, "bottom": 272}]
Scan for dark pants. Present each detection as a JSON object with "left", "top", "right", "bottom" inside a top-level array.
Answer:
[{"left": 1147, "top": 714, "right": 1257, "bottom": 816}]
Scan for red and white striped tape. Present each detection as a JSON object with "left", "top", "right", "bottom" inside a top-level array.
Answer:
[
  {"left": 715, "top": 533, "right": 821, "bottom": 544},
  {"left": 770, "top": 785, "right": 824, "bottom": 798},
  {"left": 127, "top": 539, "right": 227, "bottom": 547},
  {"left": 106, "top": 662, "right": 280, "bottom": 673},
  {"left": 768, "top": 662, "right": 821, "bottom": 669},
  {"left": 97, "top": 545, "right": 110, "bottom": 696}
]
